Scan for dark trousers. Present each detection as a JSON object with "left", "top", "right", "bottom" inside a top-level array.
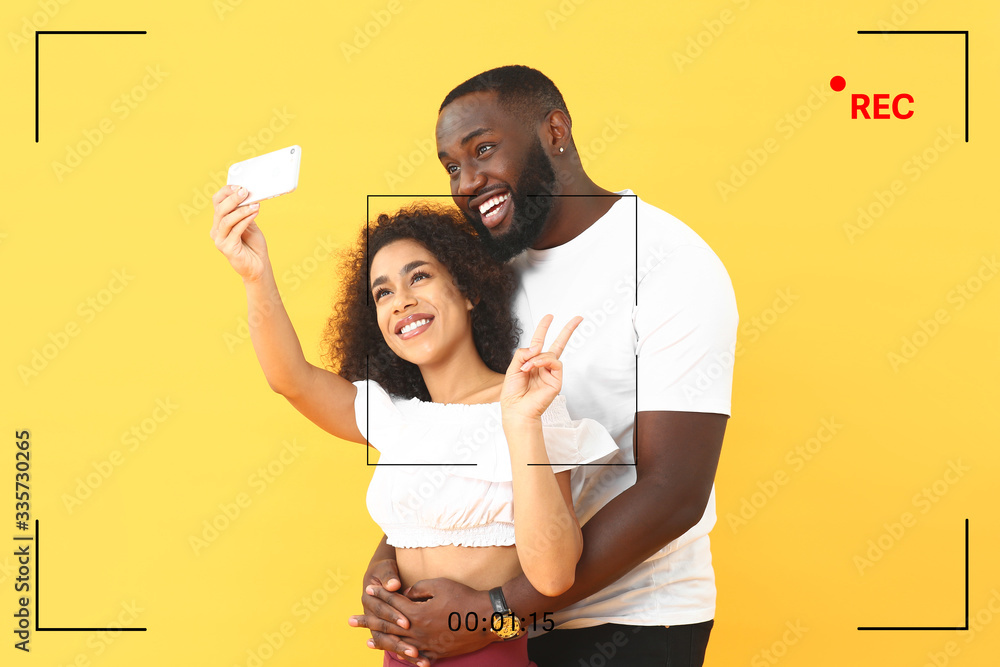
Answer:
[{"left": 527, "top": 620, "right": 714, "bottom": 667}]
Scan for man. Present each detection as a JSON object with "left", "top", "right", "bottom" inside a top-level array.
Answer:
[{"left": 350, "top": 65, "right": 738, "bottom": 666}]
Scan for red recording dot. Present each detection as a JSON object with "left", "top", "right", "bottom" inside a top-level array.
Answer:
[{"left": 830, "top": 76, "right": 846, "bottom": 92}]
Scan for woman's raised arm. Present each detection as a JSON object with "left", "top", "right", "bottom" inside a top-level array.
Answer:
[
  {"left": 243, "top": 270, "right": 364, "bottom": 444},
  {"left": 211, "top": 185, "right": 364, "bottom": 444}
]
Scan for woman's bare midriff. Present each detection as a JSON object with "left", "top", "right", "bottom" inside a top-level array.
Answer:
[{"left": 396, "top": 544, "right": 522, "bottom": 592}]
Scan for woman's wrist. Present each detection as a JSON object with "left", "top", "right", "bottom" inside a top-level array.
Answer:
[
  {"left": 502, "top": 414, "right": 542, "bottom": 433},
  {"left": 241, "top": 260, "right": 273, "bottom": 286}
]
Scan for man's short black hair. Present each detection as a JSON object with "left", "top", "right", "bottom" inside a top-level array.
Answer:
[{"left": 439, "top": 65, "right": 571, "bottom": 126}]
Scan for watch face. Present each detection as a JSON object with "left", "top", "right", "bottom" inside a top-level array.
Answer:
[{"left": 495, "top": 613, "right": 521, "bottom": 639}]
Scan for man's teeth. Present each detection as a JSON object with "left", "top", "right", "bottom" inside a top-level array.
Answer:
[
  {"left": 400, "top": 318, "right": 431, "bottom": 334},
  {"left": 478, "top": 193, "right": 509, "bottom": 216}
]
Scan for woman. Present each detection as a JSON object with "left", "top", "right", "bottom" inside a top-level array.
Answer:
[{"left": 210, "top": 185, "right": 617, "bottom": 666}]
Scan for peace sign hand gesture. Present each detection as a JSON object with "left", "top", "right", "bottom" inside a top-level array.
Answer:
[{"left": 500, "top": 314, "right": 583, "bottom": 424}]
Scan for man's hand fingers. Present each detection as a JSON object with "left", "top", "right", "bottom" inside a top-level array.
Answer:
[
  {"left": 349, "top": 610, "right": 409, "bottom": 635},
  {"left": 402, "top": 578, "right": 441, "bottom": 602},
  {"left": 376, "top": 576, "right": 402, "bottom": 593},
  {"left": 547, "top": 315, "right": 584, "bottom": 358},
  {"left": 367, "top": 631, "right": 423, "bottom": 664},
  {"left": 362, "top": 589, "right": 411, "bottom": 629},
  {"left": 368, "top": 585, "right": 417, "bottom": 621},
  {"left": 369, "top": 561, "right": 402, "bottom": 592}
]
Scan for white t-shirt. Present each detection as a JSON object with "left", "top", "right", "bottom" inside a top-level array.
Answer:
[
  {"left": 510, "top": 189, "right": 738, "bottom": 629},
  {"left": 353, "top": 380, "right": 618, "bottom": 548}
]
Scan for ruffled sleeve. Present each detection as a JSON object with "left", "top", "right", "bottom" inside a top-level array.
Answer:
[
  {"left": 539, "top": 395, "right": 620, "bottom": 473},
  {"left": 352, "top": 379, "right": 402, "bottom": 454}
]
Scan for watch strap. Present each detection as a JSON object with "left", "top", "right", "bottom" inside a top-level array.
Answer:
[{"left": 488, "top": 587, "right": 509, "bottom": 615}]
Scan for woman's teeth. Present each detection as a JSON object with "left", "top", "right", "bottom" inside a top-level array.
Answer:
[{"left": 400, "top": 318, "right": 430, "bottom": 334}]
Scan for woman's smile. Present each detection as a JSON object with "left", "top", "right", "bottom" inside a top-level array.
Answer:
[{"left": 395, "top": 314, "right": 435, "bottom": 340}]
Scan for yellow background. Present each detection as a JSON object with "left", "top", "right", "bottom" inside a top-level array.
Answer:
[{"left": 2, "top": 0, "right": 998, "bottom": 665}]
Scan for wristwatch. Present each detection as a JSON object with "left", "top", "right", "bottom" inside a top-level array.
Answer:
[{"left": 488, "top": 587, "right": 522, "bottom": 641}]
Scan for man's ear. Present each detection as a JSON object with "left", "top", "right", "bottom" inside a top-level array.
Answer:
[{"left": 542, "top": 108, "right": 572, "bottom": 152}]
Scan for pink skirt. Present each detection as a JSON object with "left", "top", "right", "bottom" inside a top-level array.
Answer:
[{"left": 382, "top": 636, "right": 535, "bottom": 666}]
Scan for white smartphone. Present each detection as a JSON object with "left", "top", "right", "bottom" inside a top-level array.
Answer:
[{"left": 227, "top": 145, "right": 301, "bottom": 205}]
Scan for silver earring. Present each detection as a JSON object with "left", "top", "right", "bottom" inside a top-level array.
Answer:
[{"left": 559, "top": 147, "right": 564, "bottom": 153}]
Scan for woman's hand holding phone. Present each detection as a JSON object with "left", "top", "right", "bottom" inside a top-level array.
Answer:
[{"left": 210, "top": 184, "right": 269, "bottom": 283}]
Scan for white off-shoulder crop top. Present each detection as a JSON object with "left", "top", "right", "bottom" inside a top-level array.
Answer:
[{"left": 353, "top": 379, "right": 619, "bottom": 549}]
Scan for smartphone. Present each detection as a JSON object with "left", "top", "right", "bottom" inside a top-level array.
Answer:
[{"left": 227, "top": 145, "right": 301, "bottom": 206}]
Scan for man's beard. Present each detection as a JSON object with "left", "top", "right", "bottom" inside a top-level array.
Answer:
[{"left": 463, "top": 138, "right": 557, "bottom": 263}]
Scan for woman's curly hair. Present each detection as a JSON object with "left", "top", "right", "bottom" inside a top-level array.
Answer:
[{"left": 320, "top": 203, "right": 521, "bottom": 401}]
